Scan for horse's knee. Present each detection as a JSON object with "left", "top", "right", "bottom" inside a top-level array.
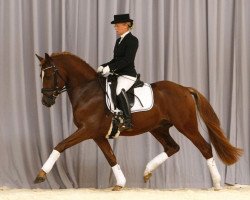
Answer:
[
  {"left": 54, "top": 143, "right": 66, "bottom": 153},
  {"left": 166, "top": 145, "right": 180, "bottom": 157}
]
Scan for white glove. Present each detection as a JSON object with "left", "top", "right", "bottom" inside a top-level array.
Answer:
[
  {"left": 97, "top": 65, "right": 104, "bottom": 73},
  {"left": 102, "top": 66, "right": 110, "bottom": 77}
]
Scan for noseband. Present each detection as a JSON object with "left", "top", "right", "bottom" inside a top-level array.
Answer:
[{"left": 41, "top": 63, "right": 67, "bottom": 99}]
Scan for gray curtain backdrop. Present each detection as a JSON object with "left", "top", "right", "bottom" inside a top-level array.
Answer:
[{"left": 0, "top": 0, "right": 249, "bottom": 189}]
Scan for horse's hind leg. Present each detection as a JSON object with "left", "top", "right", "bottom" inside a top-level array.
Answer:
[
  {"left": 174, "top": 112, "right": 222, "bottom": 189},
  {"left": 94, "top": 137, "right": 125, "bottom": 191},
  {"left": 144, "top": 125, "right": 180, "bottom": 182},
  {"left": 182, "top": 129, "right": 221, "bottom": 189}
]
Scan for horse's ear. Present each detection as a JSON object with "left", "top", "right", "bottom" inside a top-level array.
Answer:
[
  {"left": 45, "top": 53, "right": 50, "bottom": 61},
  {"left": 35, "top": 54, "right": 44, "bottom": 62},
  {"left": 45, "top": 53, "right": 53, "bottom": 64}
]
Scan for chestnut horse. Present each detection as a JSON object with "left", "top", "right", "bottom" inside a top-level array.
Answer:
[{"left": 34, "top": 52, "right": 242, "bottom": 191}]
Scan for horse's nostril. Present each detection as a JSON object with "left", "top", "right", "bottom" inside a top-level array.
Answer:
[{"left": 42, "top": 99, "right": 46, "bottom": 105}]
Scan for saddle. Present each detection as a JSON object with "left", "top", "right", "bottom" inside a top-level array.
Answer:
[
  {"left": 108, "top": 74, "right": 144, "bottom": 110},
  {"left": 105, "top": 74, "right": 153, "bottom": 139}
]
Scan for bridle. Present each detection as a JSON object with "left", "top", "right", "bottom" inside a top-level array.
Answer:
[{"left": 41, "top": 61, "right": 67, "bottom": 99}]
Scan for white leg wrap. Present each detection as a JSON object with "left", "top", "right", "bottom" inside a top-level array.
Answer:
[
  {"left": 207, "top": 157, "right": 222, "bottom": 189},
  {"left": 112, "top": 164, "right": 126, "bottom": 187},
  {"left": 41, "top": 150, "right": 60, "bottom": 173},
  {"left": 144, "top": 152, "right": 168, "bottom": 176}
]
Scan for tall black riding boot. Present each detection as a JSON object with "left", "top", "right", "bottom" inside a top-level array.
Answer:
[{"left": 117, "top": 89, "right": 132, "bottom": 131}]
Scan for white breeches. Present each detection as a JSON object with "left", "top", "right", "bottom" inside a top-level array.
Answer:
[{"left": 116, "top": 75, "right": 137, "bottom": 95}]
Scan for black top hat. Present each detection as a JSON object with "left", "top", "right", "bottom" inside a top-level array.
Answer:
[{"left": 111, "top": 14, "right": 133, "bottom": 24}]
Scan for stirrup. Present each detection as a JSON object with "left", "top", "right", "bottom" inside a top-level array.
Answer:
[{"left": 119, "top": 119, "right": 133, "bottom": 131}]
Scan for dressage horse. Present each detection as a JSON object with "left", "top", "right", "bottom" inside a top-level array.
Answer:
[{"left": 34, "top": 52, "right": 242, "bottom": 191}]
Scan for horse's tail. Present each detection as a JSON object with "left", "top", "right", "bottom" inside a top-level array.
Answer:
[{"left": 188, "top": 87, "right": 243, "bottom": 165}]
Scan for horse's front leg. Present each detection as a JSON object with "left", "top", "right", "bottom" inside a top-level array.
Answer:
[
  {"left": 34, "top": 128, "right": 89, "bottom": 184},
  {"left": 94, "top": 138, "right": 126, "bottom": 191}
]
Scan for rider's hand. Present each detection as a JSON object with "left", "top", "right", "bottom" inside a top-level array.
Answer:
[
  {"left": 102, "top": 66, "right": 110, "bottom": 77},
  {"left": 97, "top": 66, "right": 104, "bottom": 73}
]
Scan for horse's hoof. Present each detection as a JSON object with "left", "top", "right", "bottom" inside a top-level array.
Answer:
[
  {"left": 213, "top": 182, "right": 222, "bottom": 191},
  {"left": 144, "top": 172, "right": 152, "bottom": 183},
  {"left": 33, "top": 170, "right": 47, "bottom": 184},
  {"left": 214, "top": 186, "right": 222, "bottom": 191},
  {"left": 34, "top": 176, "right": 46, "bottom": 184},
  {"left": 112, "top": 185, "right": 123, "bottom": 191}
]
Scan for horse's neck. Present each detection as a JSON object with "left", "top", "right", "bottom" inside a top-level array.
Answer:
[
  {"left": 54, "top": 55, "right": 97, "bottom": 105},
  {"left": 55, "top": 54, "right": 96, "bottom": 82},
  {"left": 66, "top": 64, "right": 96, "bottom": 85}
]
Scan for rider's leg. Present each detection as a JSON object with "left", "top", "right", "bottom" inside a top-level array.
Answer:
[
  {"left": 116, "top": 75, "right": 136, "bottom": 130},
  {"left": 116, "top": 75, "right": 137, "bottom": 94},
  {"left": 117, "top": 89, "right": 132, "bottom": 130}
]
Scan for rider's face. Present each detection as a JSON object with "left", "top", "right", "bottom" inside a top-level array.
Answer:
[{"left": 114, "top": 23, "right": 129, "bottom": 36}]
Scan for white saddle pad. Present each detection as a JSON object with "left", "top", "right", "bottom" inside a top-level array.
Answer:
[{"left": 106, "top": 81, "right": 154, "bottom": 113}]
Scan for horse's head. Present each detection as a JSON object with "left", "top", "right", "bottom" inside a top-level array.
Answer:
[{"left": 36, "top": 53, "right": 67, "bottom": 107}]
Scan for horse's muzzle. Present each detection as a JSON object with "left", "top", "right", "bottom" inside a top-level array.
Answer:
[{"left": 42, "top": 96, "right": 55, "bottom": 107}]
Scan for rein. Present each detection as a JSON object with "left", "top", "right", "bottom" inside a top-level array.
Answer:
[{"left": 97, "top": 73, "right": 113, "bottom": 112}]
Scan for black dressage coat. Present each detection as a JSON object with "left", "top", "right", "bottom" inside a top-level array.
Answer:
[{"left": 102, "top": 32, "right": 138, "bottom": 77}]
